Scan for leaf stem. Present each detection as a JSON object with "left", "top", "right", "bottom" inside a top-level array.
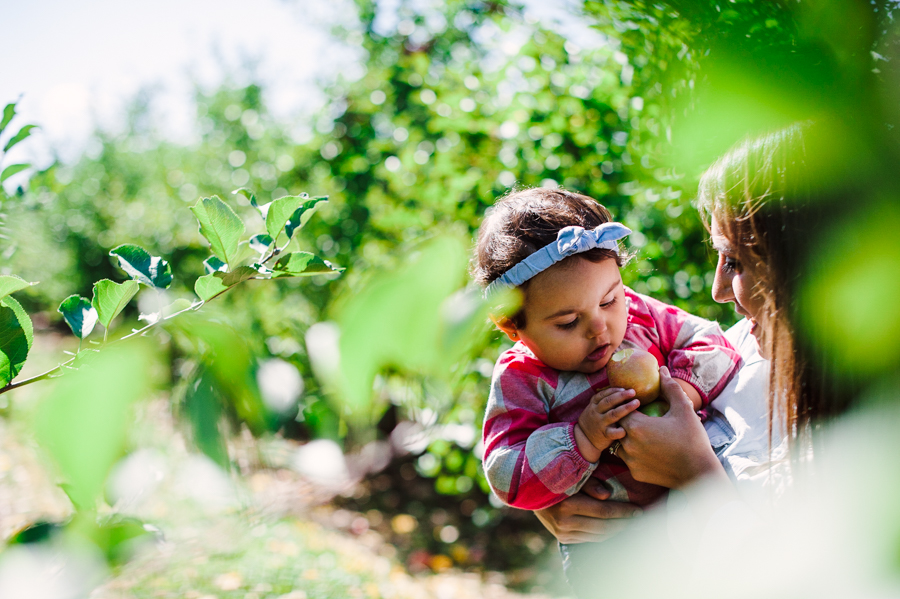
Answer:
[
  {"left": 1, "top": 236, "right": 306, "bottom": 397},
  {"left": 0, "top": 298, "right": 204, "bottom": 397},
  {"left": 260, "top": 244, "right": 282, "bottom": 266}
]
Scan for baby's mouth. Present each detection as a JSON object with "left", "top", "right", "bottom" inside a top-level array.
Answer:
[{"left": 586, "top": 344, "right": 610, "bottom": 361}]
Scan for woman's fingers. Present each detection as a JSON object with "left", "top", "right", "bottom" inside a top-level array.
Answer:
[
  {"left": 580, "top": 478, "right": 611, "bottom": 501},
  {"left": 658, "top": 366, "right": 693, "bottom": 414},
  {"left": 557, "top": 490, "right": 642, "bottom": 519},
  {"left": 533, "top": 489, "right": 642, "bottom": 544},
  {"left": 556, "top": 516, "right": 630, "bottom": 543}
]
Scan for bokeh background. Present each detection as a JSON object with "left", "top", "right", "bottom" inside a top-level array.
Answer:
[{"left": 2, "top": 1, "right": 900, "bottom": 597}]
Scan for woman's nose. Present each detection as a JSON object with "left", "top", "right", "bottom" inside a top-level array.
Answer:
[{"left": 711, "top": 262, "right": 734, "bottom": 304}]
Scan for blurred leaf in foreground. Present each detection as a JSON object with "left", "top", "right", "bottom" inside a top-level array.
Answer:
[
  {"left": 170, "top": 314, "right": 270, "bottom": 441},
  {"left": 182, "top": 367, "right": 229, "bottom": 468},
  {"left": 799, "top": 201, "right": 900, "bottom": 376},
  {"left": 325, "top": 234, "right": 488, "bottom": 422},
  {"left": 32, "top": 341, "right": 153, "bottom": 511}
]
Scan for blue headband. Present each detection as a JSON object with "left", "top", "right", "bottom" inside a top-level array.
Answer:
[{"left": 484, "top": 222, "right": 631, "bottom": 298}]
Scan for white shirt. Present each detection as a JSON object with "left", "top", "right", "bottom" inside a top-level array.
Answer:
[{"left": 708, "top": 318, "right": 791, "bottom": 502}]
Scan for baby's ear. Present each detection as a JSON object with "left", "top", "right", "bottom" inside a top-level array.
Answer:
[{"left": 490, "top": 314, "right": 520, "bottom": 342}]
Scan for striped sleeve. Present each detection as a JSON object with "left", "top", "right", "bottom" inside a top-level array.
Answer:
[
  {"left": 482, "top": 347, "right": 598, "bottom": 510},
  {"left": 629, "top": 291, "right": 742, "bottom": 406}
]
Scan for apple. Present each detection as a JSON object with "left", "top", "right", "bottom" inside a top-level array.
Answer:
[
  {"left": 638, "top": 399, "right": 669, "bottom": 417},
  {"left": 606, "top": 347, "right": 660, "bottom": 405}
]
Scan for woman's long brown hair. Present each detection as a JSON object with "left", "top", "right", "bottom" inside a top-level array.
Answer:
[{"left": 695, "top": 122, "right": 861, "bottom": 450}]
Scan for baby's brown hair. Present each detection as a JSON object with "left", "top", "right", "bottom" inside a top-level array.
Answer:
[{"left": 473, "top": 187, "right": 628, "bottom": 328}]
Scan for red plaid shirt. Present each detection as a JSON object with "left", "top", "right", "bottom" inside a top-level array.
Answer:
[{"left": 482, "top": 288, "right": 742, "bottom": 509}]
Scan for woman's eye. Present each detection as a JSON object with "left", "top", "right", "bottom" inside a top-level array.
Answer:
[
  {"left": 556, "top": 319, "right": 578, "bottom": 330},
  {"left": 720, "top": 255, "right": 739, "bottom": 274}
]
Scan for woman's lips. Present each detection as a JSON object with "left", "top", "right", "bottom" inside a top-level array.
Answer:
[
  {"left": 586, "top": 344, "right": 610, "bottom": 361},
  {"left": 749, "top": 319, "right": 760, "bottom": 336}
]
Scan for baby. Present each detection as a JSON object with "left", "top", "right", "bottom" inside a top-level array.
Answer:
[{"left": 474, "top": 188, "right": 741, "bottom": 509}]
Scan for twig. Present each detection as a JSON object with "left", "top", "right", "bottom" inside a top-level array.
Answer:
[{"left": 0, "top": 296, "right": 207, "bottom": 396}]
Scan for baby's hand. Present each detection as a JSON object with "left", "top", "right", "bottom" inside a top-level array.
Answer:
[{"left": 576, "top": 388, "right": 640, "bottom": 455}]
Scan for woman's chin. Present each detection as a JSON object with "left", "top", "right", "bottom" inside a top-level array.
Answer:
[{"left": 749, "top": 321, "right": 770, "bottom": 359}]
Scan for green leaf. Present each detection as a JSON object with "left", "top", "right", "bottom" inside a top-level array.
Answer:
[
  {"left": 285, "top": 196, "right": 328, "bottom": 240},
  {"left": 172, "top": 316, "right": 268, "bottom": 436},
  {"left": 220, "top": 265, "right": 259, "bottom": 286},
  {"left": 109, "top": 244, "right": 173, "bottom": 289},
  {"left": 232, "top": 187, "right": 256, "bottom": 207},
  {"left": 0, "top": 163, "right": 29, "bottom": 184},
  {"left": 270, "top": 252, "right": 344, "bottom": 278},
  {"left": 231, "top": 240, "right": 257, "bottom": 268},
  {"left": 0, "top": 103, "right": 16, "bottom": 136},
  {"left": 182, "top": 367, "right": 229, "bottom": 468},
  {"left": 3, "top": 124, "right": 38, "bottom": 153},
  {"left": 162, "top": 298, "right": 193, "bottom": 317},
  {"left": 194, "top": 273, "right": 228, "bottom": 302},
  {"left": 58, "top": 295, "right": 98, "bottom": 339},
  {"left": 264, "top": 193, "right": 310, "bottom": 240},
  {"left": 0, "top": 296, "right": 33, "bottom": 387},
  {"left": 190, "top": 196, "right": 245, "bottom": 267},
  {"left": 0, "top": 275, "right": 32, "bottom": 301},
  {"left": 194, "top": 267, "right": 259, "bottom": 302},
  {"left": 203, "top": 256, "right": 227, "bottom": 274},
  {"left": 98, "top": 515, "right": 158, "bottom": 566},
  {"left": 91, "top": 279, "right": 140, "bottom": 329},
  {"left": 33, "top": 343, "right": 152, "bottom": 512},
  {"left": 249, "top": 234, "right": 274, "bottom": 254},
  {"left": 332, "top": 235, "right": 468, "bottom": 417},
  {"left": 232, "top": 187, "right": 270, "bottom": 218}
]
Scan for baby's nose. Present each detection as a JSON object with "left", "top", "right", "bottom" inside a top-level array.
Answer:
[{"left": 586, "top": 315, "right": 607, "bottom": 337}]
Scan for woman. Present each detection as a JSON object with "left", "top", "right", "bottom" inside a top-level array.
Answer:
[{"left": 538, "top": 122, "right": 865, "bottom": 582}]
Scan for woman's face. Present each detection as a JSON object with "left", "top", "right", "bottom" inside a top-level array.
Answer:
[{"left": 710, "top": 216, "right": 767, "bottom": 351}]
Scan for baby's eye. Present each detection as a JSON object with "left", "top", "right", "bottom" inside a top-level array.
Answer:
[
  {"left": 600, "top": 297, "right": 617, "bottom": 309},
  {"left": 556, "top": 319, "right": 578, "bottom": 330}
]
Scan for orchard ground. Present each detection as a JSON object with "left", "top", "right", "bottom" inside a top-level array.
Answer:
[{"left": 0, "top": 332, "right": 572, "bottom": 599}]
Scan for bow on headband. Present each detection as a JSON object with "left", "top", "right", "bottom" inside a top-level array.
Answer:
[{"left": 484, "top": 222, "right": 631, "bottom": 297}]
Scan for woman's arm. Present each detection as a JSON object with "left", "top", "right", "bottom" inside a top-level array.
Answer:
[
  {"left": 533, "top": 478, "right": 643, "bottom": 543},
  {"left": 618, "top": 366, "right": 733, "bottom": 490}
]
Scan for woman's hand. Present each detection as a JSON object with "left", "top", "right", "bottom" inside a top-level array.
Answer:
[
  {"left": 534, "top": 478, "right": 642, "bottom": 544},
  {"left": 618, "top": 366, "right": 728, "bottom": 489}
]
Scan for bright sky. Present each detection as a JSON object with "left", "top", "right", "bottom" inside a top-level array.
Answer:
[
  {"left": 3, "top": 0, "right": 359, "bottom": 170},
  {"left": 2, "top": 0, "right": 600, "bottom": 187}
]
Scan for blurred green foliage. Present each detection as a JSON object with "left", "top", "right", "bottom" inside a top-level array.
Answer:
[{"left": 3, "top": 0, "right": 899, "bottom": 515}]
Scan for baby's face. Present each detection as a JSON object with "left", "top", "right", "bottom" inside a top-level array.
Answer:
[{"left": 516, "top": 257, "right": 627, "bottom": 373}]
